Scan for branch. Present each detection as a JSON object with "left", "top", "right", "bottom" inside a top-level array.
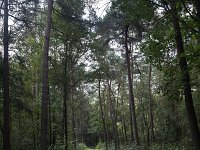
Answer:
[
  {"left": 8, "top": 14, "right": 68, "bottom": 36},
  {"left": 162, "top": 0, "right": 171, "bottom": 12},
  {"left": 97, "top": 1, "right": 111, "bottom": 18},
  {"left": 8, "top": 14, "right": 43, "bottom": 27},
  {"left": 134, "top": 62, "right": 142, "bottom": 76},
  {"left": 53, "top": 8, "right": 82, "bottom": 23},
  {"left": 149, "top": 0, "right": 165, "bottom": 8},
  {"left": 180, "top": 0, "right": 199, "bottom": 22},
  {"left": 53, "top": 7, "right": 96, "bottom": 27},
  {"left": 179, "top": 19, "right": 199, "bottom": 33},
  {"left": 102, "top": 31, "right": 124, "bottom": 46}
]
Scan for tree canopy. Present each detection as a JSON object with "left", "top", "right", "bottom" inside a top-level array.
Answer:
[{"left": 1, "top": 0, "right": 200, "bottom": 149}]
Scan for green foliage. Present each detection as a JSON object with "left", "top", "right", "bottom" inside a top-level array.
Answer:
[
  {"left": 95, "top": 141, "right": 106, "bottom": 149},
  {"left": 150, "top": 143, "right": 185, "bottom": 150},
  {"left": 1, "top": 0, "right": 200, "bottom": 149},
  {"left": 112, "top": 0, "right": 154, "bottom": 22},
  {"left": 77, "top": 143, "right": 88, "bottom": 150}
]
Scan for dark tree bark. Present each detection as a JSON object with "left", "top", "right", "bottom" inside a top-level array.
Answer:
[
  {"left": 71, "top": 93, "right": 77, "bottom": 149},
  {"left": 129, "top": 103, "right": 134, "bottom": 142},
  {"left": 40, "top": 0, "right": 53, "bottom": 149},
  {"left": 98, "top": 76, "right": 108, "bottom": 150},
  {"left": 170, "top": 0, "right": 200, "bottom": 148},
  {"left": 139, "top": 92, "right": 149, "bottom": 145},
  {"left": 148, "top": 64, "right": 155, "bottom": 144},
  {"left": 107, "top": 80, "right": 119, "bottom": 150},
  {"left": 72, "top": 108, "right": 77, "bottom": 148},
  {"left": 121, "top": 94, "right": 128, "bottom": 144},
  {"left": 49, "top": 95, "right": 52, "bottom": 146},
  {"left": 118, "top": 80, "right": 128, "bottom": 144},
  {"left": 63, "top": 74, "right": 68, "bottom": 150},
  {"left": 3, "top": 0, "right": 11, "bottom": 149},
  {"left": 124, "top": 25, "right": 140, "bottom": 145},
  {"left": 52, "top": 112, "right": 56, "bottom": 147},
  {"left": 121, "top": 115, "right": 128, "bottom": 143},
  {"left": 102, "top": 88, "right": 110, "bottom": 144},
  {"left": 33, "top": 75, "right": 40, "bottom": 148},
  {"left": 62, "top": 44, "right": 69, "bottom": 149}
]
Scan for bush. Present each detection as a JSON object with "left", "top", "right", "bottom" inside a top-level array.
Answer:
[
  {"left": 95, "top": 141, "right": 106, "bottom": 149},
  {"left": 150, "top": 143, "right": 183, "bottom": 150},
  {"left": 121, "top": 144, "right": 148, "bottom": 150},
  {"left": 77, "top": 143, "right": 87, "bottom": 150}
]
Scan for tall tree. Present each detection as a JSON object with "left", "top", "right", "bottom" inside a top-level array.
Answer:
[
  {"left": 124, "top": 25, "right": 140, "bottom": 145},
  {"left": 98, "top": 73, "right": 108, "bottom": 150},
  {"left": 3, "top": 0, "right": 11, "bottom": 149},
  {"left": 107, "top": 79, "right": 119, "bottom": 150},
  {"left": 170, "top": 0, "right": 200, "bottom": 148},
  {"left": 40, "top": 0, "right": 53, "bottom": 150},
  {"left": 148, "top": 64, "right": 155, "bottom": 144}
]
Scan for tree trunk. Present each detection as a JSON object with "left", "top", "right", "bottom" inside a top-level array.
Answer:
[
  {"left": 129, "top": 104, "right": 134, "bottom": 142},
  {"left": 98, "top": 77, "right": 108, "bottom": 150},
  {"left": 63, "top": 79, "right": 68, "bottom": 150},
  {"left": 124, "top": 25, "right": 140, "bottom": 145},
  {"left": 52, "top": 112, "right": 56, "bottom": 147},
  {"left": 102, "top": 89, "right": 110, "bottom": 144},
  {"left": 119, "top": 79, "right": 128, "bottom": 144},
  {"left": 72, "top": 105, "right": 77, "bottom": 148},
  {"left": 3, "top": 0, "right": 11, "bottom": 149},
  {"left": 121, "top": 99, "right": 128, "bottom": 144},
  {"left": 62, "top": 44, "right": 69, "bottom": 149},
  {"left": 139, "top": 94, "right": 149, "bottom": 145},
  {"left": 49, "top": 95, "right": 52, "bottom": 146},
  {"left": 148, "top": 64, "right": 155, "bottom": 144},
  {"left": 35, "top": 73, "right": 40, "bottom": 148},
  {"left": 107, "top": 80, "right": 119, "bottom": 150},
  {"left": 40, "top": 0, "right": 53, "bottom": 149},
  {"left": 170, "top": 1, "right": 200, "bottom": 148},
  {"left": 32, "top": 77, "right": 38, "bottom": 149}
]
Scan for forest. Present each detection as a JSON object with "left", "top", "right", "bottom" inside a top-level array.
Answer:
[{"left": 1, "top": 0, "right": 200, "bottom": 150}]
